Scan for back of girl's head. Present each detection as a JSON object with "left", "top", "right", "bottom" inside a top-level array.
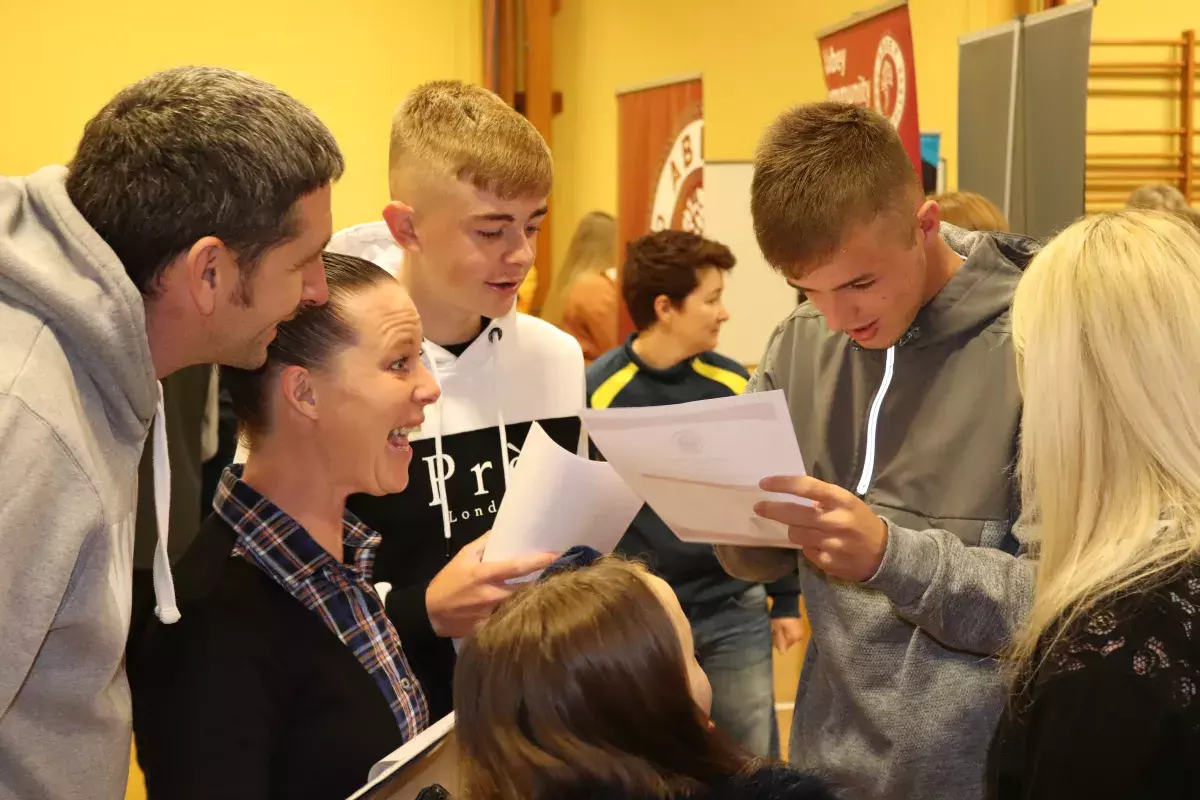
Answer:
[
  {"left": 1127, "top": 183, "right": 1200, "bottom": 229},
  {"left": 454, "top": 558, "right": 746, "bottom": 800},
  {"left": 1128, "top": 183, "right": 1189, "bottom": 214},
  {"left": 224, "top": 251, "right": 395, "bottom": 448},
  {"left": 1011, "top": 208, "right": 1200, "bottom": 669},
  {"left": 932, "top": 191, "right": 1008, "bottom": 232}
]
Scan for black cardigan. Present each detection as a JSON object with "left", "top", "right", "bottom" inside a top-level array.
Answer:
[
  {"left": 128, "top": 513, "right": 404, "bottom": 800},
  {"left": 987, "top": 563, "right": 1200, "bottom": 799}
]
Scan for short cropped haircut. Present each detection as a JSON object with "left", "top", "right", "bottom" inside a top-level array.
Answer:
[
  {"left": 751, "top": 102, "right": 919, "bottom": 276},
  {"left": 224, "top": 252, "right": 394, "bottom": 448},
  {"left": 388, "top": 80, "right": 552, "bottom": 200},
  {"left": 622, "top": 230, "right": 735, "bottom": 332},
  {"left": 67, "top": 66, "right": 344, "bottom": 296}
]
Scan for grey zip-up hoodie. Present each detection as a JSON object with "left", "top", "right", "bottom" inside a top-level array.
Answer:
[
  {"left": 718, "top": 225, "right": 1038, "bottom": 800},
  {"left": 0, "top": 166, "right": 169, "bottom": 799}
]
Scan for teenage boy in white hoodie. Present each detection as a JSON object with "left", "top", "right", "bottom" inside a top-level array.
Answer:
[
  {"left": 0, "top": 67, "right": 341, "bottom": 800},
  {"left": 330, "top": 81, "right": 584, "bottom": 718}
]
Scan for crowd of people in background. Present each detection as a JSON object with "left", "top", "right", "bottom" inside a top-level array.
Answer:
[{"left": 3, "top": 64, "right": 1200, "bottom": 800}]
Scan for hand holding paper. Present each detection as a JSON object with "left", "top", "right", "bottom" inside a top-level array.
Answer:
[
  {"left": 580, "top": 391, "right": 810, "bottom": 549},
  {"left": 755, "top": 475, "right": 889, "bottom": 581},
  {"left": 426, "top": 535, "right": 556, "bottom": 638},
  {"left": 482, "top": 423, "right": 643, "bottom": 578}
]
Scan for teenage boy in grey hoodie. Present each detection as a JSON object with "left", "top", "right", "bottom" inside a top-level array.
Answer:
[
  {"left": 0, "top": 67, "right": 342, "bottom": 800},
  {"left": 717, "top": 103, "right": 1037, "bottom": 800}
]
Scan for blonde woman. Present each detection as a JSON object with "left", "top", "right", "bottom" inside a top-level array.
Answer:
[
  {"left": 542, "top": 211, "right": 619, "bottom": 361},
  {"left": 1127, "top": 182, "right": 1200, "bottom": 230},
  {"left": 987, "top": 210, "right": 1200, "bottom": 798}
]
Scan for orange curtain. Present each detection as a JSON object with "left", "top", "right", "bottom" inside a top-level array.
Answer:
[{"left": 616, "top": 78, "right": 703, "bottom": 338}]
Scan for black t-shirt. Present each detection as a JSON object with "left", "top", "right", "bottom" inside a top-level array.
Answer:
[{"left": 439, "top": 317, "right": 490, "bottom": 358}]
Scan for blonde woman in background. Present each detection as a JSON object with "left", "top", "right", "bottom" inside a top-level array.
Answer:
[
  {"left": 933, "top": 190, "right": 1009, "bottom": 232},
  {"left": 987, "top": 210, "right": 1200, "bottom": 799},
  {"left": 542, "top": 210, "right": 620, "bottom": 362},
  {"left": 516, "top": 267, "right": 538, "bottom": 314},
  {"left": 1127, "top": 182, "right": 1200, "bottom": 229}
]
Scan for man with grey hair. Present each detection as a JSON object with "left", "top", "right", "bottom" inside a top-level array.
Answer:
[{"left": 0, "top": 66, "right": 343, "bottom": 799}]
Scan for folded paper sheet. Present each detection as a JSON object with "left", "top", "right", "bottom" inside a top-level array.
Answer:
[
  {"left": 580, "top": 391, "right": 808, "bottom": 549},
  {"left": 349, "top": 713, "right": 458, "bottom": 799},
  {"left": 481, "top": 422, "right": 644, "bottom": 575}
]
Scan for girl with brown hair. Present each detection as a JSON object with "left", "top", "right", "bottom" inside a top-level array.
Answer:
[{"left": 453, "top": 558, "right": 836, "bottom": 800}]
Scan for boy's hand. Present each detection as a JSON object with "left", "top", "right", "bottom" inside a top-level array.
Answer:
[
  {"left": 755, "top": 476, "right": 889, "bottom": 583},
  {"left": 426, "top": 533, "right": 557, "bottom": 638}
]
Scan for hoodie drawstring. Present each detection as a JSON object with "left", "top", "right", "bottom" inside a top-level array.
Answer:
[
  {"left": 488, "top": 327, "right": 514, "bottom": 491},
  {"left": 427, "top": 320, "right": 513, "bottom": 562},
  {"left": 152, "top": 381, "right": 181, "bottom": 624},
  {"left": 425, "top": 351, "right": 455, "bottom": 558}
]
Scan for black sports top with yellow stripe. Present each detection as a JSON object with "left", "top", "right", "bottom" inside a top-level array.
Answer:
[{"left": 586, "top": 336, "right": 799, "bottom": 615}]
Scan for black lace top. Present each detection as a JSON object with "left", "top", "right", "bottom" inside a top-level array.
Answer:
[{"left": 987, "top": 564, "right": 1200, "bottom": 799}]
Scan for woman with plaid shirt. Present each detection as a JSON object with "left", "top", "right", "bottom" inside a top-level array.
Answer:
[{"left": 129, "top": 254, "right": 445, "bottom": 799}]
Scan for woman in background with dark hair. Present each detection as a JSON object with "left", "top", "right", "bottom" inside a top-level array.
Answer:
[
  {"left": 454, "top": 558, "right": 837, "bottom": 800},
  {"left": 129, "top": 253, "right": 440, "bottom": 800}
]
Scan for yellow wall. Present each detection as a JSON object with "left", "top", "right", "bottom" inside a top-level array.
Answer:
[
  {"left": 0, "top": 0, "right": 481, "bottom": 232},
  {"left": 0, "top": 10, "right": 480, "bottom": 798},
  {"left": 550, "top": 0, "right": 1019, "bottom": 274},
  {"left": 550, "top": 0, "right": 1200, "bottom": 260},
  {"left": 1085, "top": 0, "right": 1198, "bottom": 210}
]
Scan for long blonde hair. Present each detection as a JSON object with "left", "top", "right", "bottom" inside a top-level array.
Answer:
[
  {"left": 541, "top": 211, "right": 616, "bottom": 325},
  {"left": 1010, "top": 209, "right": 1200, "bottom": 671}
]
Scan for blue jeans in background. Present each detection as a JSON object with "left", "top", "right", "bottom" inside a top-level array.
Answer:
[{"left": 686, "top": 584, "right": 780, "bottom": 758}]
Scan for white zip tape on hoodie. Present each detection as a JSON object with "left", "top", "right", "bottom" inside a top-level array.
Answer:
[
  {"left": 152, "top": 381, "right": 181, "bottom": 624},
  {"left": 855, "top": 345, "right": 895, "bottom": 497}
]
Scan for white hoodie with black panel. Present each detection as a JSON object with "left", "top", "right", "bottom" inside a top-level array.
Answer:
[{"left": 329, "top": 222, "right": 585, "bottom": 718}]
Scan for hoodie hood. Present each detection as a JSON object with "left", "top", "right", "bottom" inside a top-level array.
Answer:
[
  {"left": 912, "top": 222, "right": 1039, "bottom": 348},
  {"left": 0, "top": 166, "right": 157, "bottom": 435},
  {"left": 0, "top": 166, "right": 179, "bottom": 625},
  {"left": 327, "top": 220, "right": 404, "bottom": 277}
]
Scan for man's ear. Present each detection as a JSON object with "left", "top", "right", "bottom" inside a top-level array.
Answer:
[
  {"left": 280, "top": 365, "right": 320, "bottom": 423},
  {"left": 383, "top": 202, "right": 420, "bottom": 253},
  {"left": 183, "top": 236, "right": 237, "bottom": 316},
  {"left": 917, "top": 199, "right": 942, "bottom": 246}
]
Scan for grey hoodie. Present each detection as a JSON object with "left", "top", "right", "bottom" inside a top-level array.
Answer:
[
  {"left": 717, "top": 225, "right": 1038, "bottom": 800},
  {"left": 0, "top": 166, "right": 165, "bottom": 799}
]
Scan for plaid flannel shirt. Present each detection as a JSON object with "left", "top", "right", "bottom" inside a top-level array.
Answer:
[{"left": 215, "top": 466, "right": 429, "bottom": 740}]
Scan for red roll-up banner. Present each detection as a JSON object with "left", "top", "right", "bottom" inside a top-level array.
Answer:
[
  {"left": 616, "top": 76, "right": 703, "bottom": 338},
  {"left": 816, "top": 0, "right": 921, "bottom": 170}
]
